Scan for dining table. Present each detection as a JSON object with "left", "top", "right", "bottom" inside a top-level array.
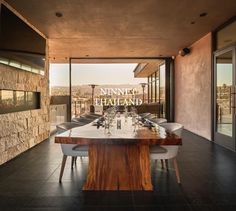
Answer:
[{"left": 55, "top": 115, "right": 182, "bottom": 191}]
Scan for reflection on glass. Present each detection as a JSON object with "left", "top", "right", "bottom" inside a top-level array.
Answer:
[
  {"left": 1, "top": 90, "right": 14, "bottom": 107},
  {"left": 0, "top": 90, "right": 40, "bottom": 114},
  {"left": 216, "top": 51, "right": 233, "bottom": 137},
  {"left": 27, "top": 92, "right": 33, "bottom": 106},
  {"left": 16, "top": 91, "right": 25, "bottom": 106}
]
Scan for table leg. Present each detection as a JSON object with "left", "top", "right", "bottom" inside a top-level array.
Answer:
[{"left": 83, "top": 144, "right": 153, "bottom": 191}]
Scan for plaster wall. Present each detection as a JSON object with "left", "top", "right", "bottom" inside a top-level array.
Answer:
[{"left": 175, "top": 33, "right": 212, "bottom": 140}]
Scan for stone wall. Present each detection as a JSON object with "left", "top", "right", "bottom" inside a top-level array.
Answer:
[
  {"left": 0, "top": 63, "right": 50, "bottom": 165},
  {"left": 175, "top": 33, "right": 212, "bottom": 140}
]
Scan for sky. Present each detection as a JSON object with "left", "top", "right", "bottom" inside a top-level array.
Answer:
[
  {"left": 217, "top": 64, "right": 232, "bottom": 86},
  {"left": 49, "top": 63, "right": 147, "bottom": 87},
  {"left": 49, "top": 63, "right": 233, "bottom": 88}
]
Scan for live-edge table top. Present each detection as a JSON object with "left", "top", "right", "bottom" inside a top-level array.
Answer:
[{"left": 55, "top": 117, "right": 182, "bottom": 146}]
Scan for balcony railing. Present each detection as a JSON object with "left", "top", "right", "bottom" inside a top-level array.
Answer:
[{"left": 50, "top": 104, "right": 67, "bottom": 133}]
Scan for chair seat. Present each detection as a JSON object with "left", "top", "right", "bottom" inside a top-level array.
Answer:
[
  {"left": 150, "top": 146, "right": 167, "bottom": 153},
  {"left": 72, "top": 145, "right": 89, "bottom": 151}
]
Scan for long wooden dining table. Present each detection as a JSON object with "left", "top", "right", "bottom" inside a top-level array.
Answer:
[{"left": 55, "top": 116, "right": 182, "bottom": 191}]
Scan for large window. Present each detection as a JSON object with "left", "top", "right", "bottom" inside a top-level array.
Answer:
[
  {"left": 148, "top": 73, "right": 157, "bottom": 103},
  {"left": 50, "top": 62, "right": 146, "bottom": 119},
  {"left": 147, "top": 62, "right": 166, "bottom": 117},
  {"left": 160, "top": 63, "right": 166, "bottom": 116}
]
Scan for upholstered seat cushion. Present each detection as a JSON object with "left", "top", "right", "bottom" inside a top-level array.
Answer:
[
  {"left": 150, "top": 146, "right": 167, "bottom": 153},
  {"left": 72, "top": 145, "right": 89, "bottom": 151}
]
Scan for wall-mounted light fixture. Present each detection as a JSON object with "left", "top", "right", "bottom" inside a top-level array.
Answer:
[{"left": 179, "top": 48, "right": 191, "bottom": 57}]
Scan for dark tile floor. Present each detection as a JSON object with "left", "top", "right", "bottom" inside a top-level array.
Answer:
[{"left": 1, "top": 130, "right": 236, "bottom": 211}]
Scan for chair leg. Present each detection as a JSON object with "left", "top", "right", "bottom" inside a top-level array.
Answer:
[
  {"left": 59, "top": 155, "right": 67, "bottom": 183},
  {"left": 161, "top": 159, "right": 164, "bottom": 169},
  {"left": 165, "top": 159, "right": 169, "bottom": 171},
  {"left": 173, "top": 158, "right": 181, "bottom": 184},
  {"left": 71, "top": 156, "right": 75, "bottom": 169}
]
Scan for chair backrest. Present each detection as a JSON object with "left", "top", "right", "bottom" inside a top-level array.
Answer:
[
  {"left": 150, "top": 118, "right": 167, "bottom": 124},
  {"left": 159, "top": 122, "right": 183, "bottom": 137},
  {"left": 139, "top": 112, "right": 151, "bottom": 118},
  {"left": 157, "top": 122, "right": 183, "bottom": 159},
  {"left": 60, "top": 144, "right": 78, "bottom": 156},
  {"left": 56, "top": 122, "right": 85, "bottom": 134},
  {"left": 71, "top": 117, "right": 92, "bottom": 124}
]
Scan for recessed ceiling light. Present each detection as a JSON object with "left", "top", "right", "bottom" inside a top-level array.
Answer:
[
  {"left": 55, "top": 12, "right": 63, "bottom": 18},
  {"left": 191, "top": 21, "right": 195, "bottom": 24},
  {"left": 199, "top": 12, "right": 207, "bottom": 17}
]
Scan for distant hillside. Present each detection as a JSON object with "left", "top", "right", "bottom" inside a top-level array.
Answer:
[{"left": 51, "top": 84, "right": 146, "bottom": 96}]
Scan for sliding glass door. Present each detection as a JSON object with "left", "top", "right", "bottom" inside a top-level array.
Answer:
[{"left": 214, "top": 46, "right": 236, "bottom": 150}]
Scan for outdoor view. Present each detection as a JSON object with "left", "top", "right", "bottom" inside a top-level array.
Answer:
[
  {"left": 216, "top": 51, "right": 233, "bottom": 137},
  {"left": 49, "top": 63, "right": 147, "bottom": 129}
]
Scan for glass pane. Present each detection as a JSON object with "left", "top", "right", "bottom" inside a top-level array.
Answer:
[
  {"left": 0, "top": 90, "right": 40, "bottom": 114},
  {"left": 147, "top": 77, "right": 150, "bottom": 103},
  {"left": 1, "top": 90, "right": 13, "bottom": 107},
  {"left": 148, "top": 81, "right": 152, "bottom": 103},
  {"left": 216, "top": 51, "right": 233, "bottom": 137},
  {"left": 149, "top": 77, "right": 153, "bottom": 103},
  {"left": 160, "top": 64, "right": 166, "bottom": 117},
  {"left": 152, "top": 80, "right": 156, "bottom": 102},
  {"left": 26, "top": 92, "right": 33, "bottom": 106},
  {"left": 16, "top": 91, "right": 25, "bottom": 106},
  {"left": 49, "top": 64, "right": 70, "bottom": 96},
  {"left": 216, "top": 20, "right": 236, "bottom": 50},
  {"left": 156, "top": 71, "right": 160, "bottom": 103}
]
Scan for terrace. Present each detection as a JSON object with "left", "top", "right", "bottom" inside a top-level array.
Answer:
[{"left": 0, "top": 0, "right": 236, "bottom": 210}]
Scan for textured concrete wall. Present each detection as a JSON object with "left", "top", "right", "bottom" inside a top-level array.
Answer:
[
  {"left": 175, "top": 33, "right": 212, "bottom": 140},
  {"left": 0, "top": 62, "right": 50, "bottom": 165}
]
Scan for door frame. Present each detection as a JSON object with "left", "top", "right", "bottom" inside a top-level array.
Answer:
[{"left": 213, "top": 45, "right": 236, "bottom": 151}]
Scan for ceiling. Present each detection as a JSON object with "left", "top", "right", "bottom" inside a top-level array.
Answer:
[{"left": 4, "top": 0, "right": 236, "bottom": 63}]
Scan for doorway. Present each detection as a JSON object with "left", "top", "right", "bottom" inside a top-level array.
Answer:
[{"left": 214, "top": 46, "right": 236, "bottom": 150}]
